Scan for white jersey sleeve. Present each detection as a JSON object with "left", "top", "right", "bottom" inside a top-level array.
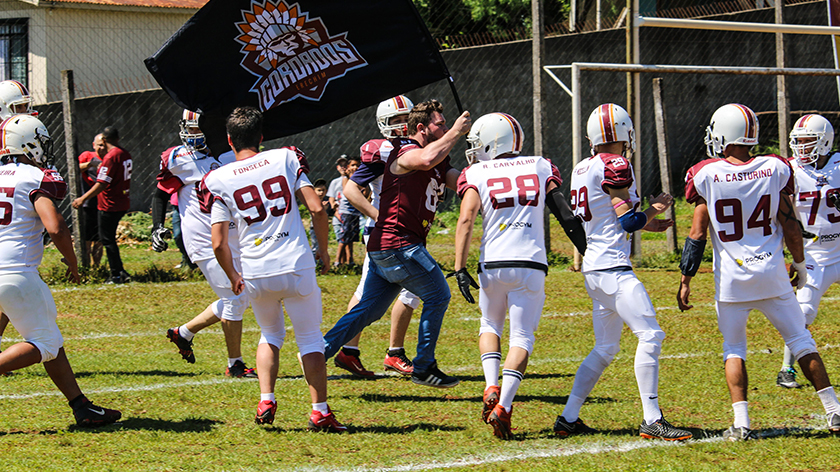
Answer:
[
  {"left": 0, "top": 163, "right": 67, "bottom": 271},
  {"left": 791, "top": 153, "right": 840, "bottom": 266},
  {"left": 457, "top": 156, "right": 561, "bottom": 266},
  {"left": 685, "top": 155, "right": 794, "bottom": 302},
  {"left": 202, "top": 148, "right": 315, "bottom": 279},
  {"left": 569, "top": 153, "right": 639, "bottom": 272}
]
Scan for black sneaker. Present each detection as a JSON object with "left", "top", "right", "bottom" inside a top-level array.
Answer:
[
  {"left": 554, "top": 415, "right": 598, "bottom": 437},
  {"left": 72, "top": 397, "right": 121, "bottom": 427},
  {"left": 639, "top": 416, "right": 693, "bottom": 441},
  {"left": 776, "top": 368, "right": 802, "bottom": 389},
  {"left": 166, "top": 328, "right": 195, "bottom": 364},
  {"left": 723, "top": 425, "right": 758, "bottom": 441},
  {"left": 226, "top": 359, "right": 258, "bottom": 378},
  {"left": 411, "top": 362, "right": 460, "bottom": 388}
]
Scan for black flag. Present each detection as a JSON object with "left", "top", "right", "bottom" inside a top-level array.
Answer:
[{"left": 145, "top": 0, "right": 450, "bottom": 141}]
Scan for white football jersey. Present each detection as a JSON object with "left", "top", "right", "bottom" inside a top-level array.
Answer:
[
  {"left": 0, "top": 162, "right": 67, "bottom": 271},
  {"left": 457, "top": 155, "right": 561, "bottom": 265},
  {"left": 159, "top": 147, "right": 238, "bottom": 262},
  {"left": 791, "top": 153, "right": 840, "bottom": 266},
  {"left": 570, "top": 153, "right": 640, "bottom": 272},
  {"left": 685, "top": 155, "right": 794, "bottom": 302},
  {"left": 355, "top": 138, "right": 395, "bottom": 230},
  {"left": 204, "top": 148, "right": 314, "bottom": 279}
]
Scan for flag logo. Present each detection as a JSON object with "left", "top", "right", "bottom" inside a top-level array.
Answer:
[{"left": 234, "top": 0, "right": 368, "bottom": 111}]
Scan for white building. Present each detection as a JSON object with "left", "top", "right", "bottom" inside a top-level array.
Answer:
[{"left": 0, "top": 0, "right": 207, "bottom": 104}]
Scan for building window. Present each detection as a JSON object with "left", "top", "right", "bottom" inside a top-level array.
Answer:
[{"left": 0, "top": 19, "right": 27, "bottom": 87}]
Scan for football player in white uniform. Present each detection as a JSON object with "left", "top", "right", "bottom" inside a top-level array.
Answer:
[
  {"left": 153, "top": 110, "right": 256, "bottom": 378},
  {"left": 0, "top": 79, "right": 37, "bottom": 355},
  {"left": 453, "top": 112, "right": 585, "bottom": 439},
  {"left": 205, "top": 107, "right": 345, "bottom": 432},
  {"left": 557, "top": 103, "right": 692, "bottom": 441},
  {"left": 0, "top": 114, "right": 121, "bottom": 426},
  {"left": 773, "top": 114, "right": 840, "bottom": 389},
  {"left": 337, "top": 96, "right": 420, "bottom": 378},
  {"left": 679, "top": 104, "right": 840, "bottom": 439}
]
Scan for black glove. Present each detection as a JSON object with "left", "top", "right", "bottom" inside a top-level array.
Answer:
[
  {"left": 448, "top": 268, "right": 479, "bottom": 304},
  {"left": 151, "top": 225, "right": 172, "bottom": 252}
]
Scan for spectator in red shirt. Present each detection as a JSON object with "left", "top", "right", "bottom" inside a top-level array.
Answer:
[
  {"left": 72, "top": 127, "right": 132, "bottom": 284},
  {"left": 77, "top": 133, "right": 106, "bottom": 267}
]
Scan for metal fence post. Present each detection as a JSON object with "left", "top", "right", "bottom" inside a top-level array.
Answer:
[
  {"left": 533, "top": 0, "right": 550, "bottom": 253},
  {"left": 571, "top": 63, "right": 582, "bottom": 271},
  {"left": 61, "top": 69, "right": 88, "bottom": 268},
  {"left": 776, "top": 0, "right": 790, "bottom": 158}
]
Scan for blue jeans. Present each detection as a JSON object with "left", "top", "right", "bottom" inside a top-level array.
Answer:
[{"left": 323, "top": 244, "right": 451, "bottom": 372}]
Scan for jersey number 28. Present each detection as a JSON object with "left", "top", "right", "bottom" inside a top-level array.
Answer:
[{"left": 487, "top": 174, "right": 540, "bottom": 209}]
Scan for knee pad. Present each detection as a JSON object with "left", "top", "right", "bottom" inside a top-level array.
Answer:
[
  {"left": 210, "top": 299, "right": 223, "bottom": 319},
  {"left": 220, "top": 295, "right": 248, "bottom": 322},
  {"left": 259, "top": 329, "right": 286, "bottom": 349},
  {"left": 635, "top": 331, "right": 664, "bottom": 366},
  {"left": 722, "top": 340, "right": 747, "bottom": 361},
  {"left": 295, "top": 331, "right": 326, "bottom": 357},
  {"left": 593, "top": 342, "right": 621, "bottom": 366},
  {"left": 582, "top": 349, "right": 612, "bottom": 372},
  {"left": 479, "top": 315, "right": 504, "bottom": 339},
  {"left": 398, "top": 289, "right": 421, "bottom": 310},
  {"left": 636, "top": 328, "right": 665, "bottom": 346},
  {"left": 509, "top": 330, "right": 536, "bottom": 355},
  {"left": 32, "top": 328, "right": 63, "bottom": 363},
  {"left": 787, "top": 329, "right": 818, "bottom": 361}
]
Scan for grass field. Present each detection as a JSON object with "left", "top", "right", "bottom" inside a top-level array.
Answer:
[{"left": 2, "top": 201, "right": 840, "bottom": 471}]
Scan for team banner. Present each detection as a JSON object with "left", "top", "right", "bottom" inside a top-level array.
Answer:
[
  {"left": 829, "top": 0, "right": 840, "bottom": 104},
  {"left": 145, "top": 0, "right": 449, "bottom": 140}
]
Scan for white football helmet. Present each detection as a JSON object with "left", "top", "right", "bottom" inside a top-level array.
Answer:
[
  {"left": 0, "top": 80, "right": 34, "bottom": 120},
  {"left": 790, "top": 114, "right": 834, "bottom": 166},
  {"left": 586, "top": 103, "right": 635, "bottom": 154},
  {"left": 376, "top": 95, "right": 413, "bottom": 138},
  {"left": 465, "top": 112, "right": 524, "bottom": 164},
  {"left": 179, "top": 109, "right": 206, "bottom": 151},
  {"left": 0, "top": 114, "right": 52, "bottom": 167},
  {"left": 705, "top": 103, "right": 759, "bottom": 158}
]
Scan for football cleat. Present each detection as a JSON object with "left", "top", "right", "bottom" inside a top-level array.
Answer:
[
  {"left": 723, "top": 425, "right": 758, "bottom": 441},
  {"left": 482, "top": 385, "right": 500, "bottom": 423},
  {"left": 639, "top": 416, "right": 693, "bottom": 441},
  {"left": 72, "top": 398, "right": 121, "bottom": 427},
  {"left": 487, "top": 404, "right": 513, "bottom": 440},
  {"left": 308, "top": 409, "right": 347, "bottom": 433},
  {"left": 411, "top": 362, "right": 460, "bottom": 388},
  {"left": 334, "top": 349, "right": 375, "bottom": 378},
  {"left": 554, "top": 415, "right": 598, "bottom": 437},
  {"left": 255, "top": 400, "right": 277, "bottom": 425},
  {"left": 829, "top": 412, "right": 840, "bottom": 434},
  {"left": 226, "top": 360, "right": 258, "bottom": 378},
  {"left": 166, "top": 328, "right": 195, "bottom": 364},
  {"left": 383, "top": 348, "right": 413, "bottom": 375},
  {"left": 776, "top": 368, "right": 802, "bottom": 389}
]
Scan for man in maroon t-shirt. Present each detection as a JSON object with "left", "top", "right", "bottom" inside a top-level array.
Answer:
[
  {"left": 323, "top": 100, "right": 471, "bottom": 389},
  {"left": 77, "top": 133, "right": 105, "bottom": 267},
  {"left": 72, "top": 127, "right": 132, "bottom": 283}
]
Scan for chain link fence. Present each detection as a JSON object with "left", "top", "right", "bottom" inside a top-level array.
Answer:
[{"left": 15, "top": 0, "right": 839, "bottom": 221}]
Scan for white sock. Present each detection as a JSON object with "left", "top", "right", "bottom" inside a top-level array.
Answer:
[
  {"left": 260, "top": 393, "right": 275, "bottom": 402},
  {"left": 641, "top": 394, "right": 661, "bottom": 425},
  {"left": 782, "top": 345, "right": 795, "bottom": 370},
  {"left": 817, "top": 386, "right": 840, "bottom": 415},
  {"left": 178, "top": 325, "right": 195, "bottom": 341},
  {"left": 499, "top": 369, "right": 523, "bottom": 412},
  {"left": 564, "top": 353, "right": 609, "bottom": 421},
  {"left": 312, "top": 402, "right": 329, "bottom": 415},
  {"left": 732, "top": 401, "right": 749, "bottom": 429},
  {"left": 481, "top": 352, "right": 501, "bottom": 387},
  {"left": 562, "top": 394, "right": 586, "bottom": 423},
  {"left": 228, "top": 357, "right": 243, "bottom": 368}
]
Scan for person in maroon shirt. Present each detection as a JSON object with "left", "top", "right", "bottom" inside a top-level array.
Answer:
[
  {"left": 323, "top": 100, "right": 471, "bottom": 389},
  {"left": 77, "top": 133, "right": 105, "bottom": 267},
  {"left": 72, "top": 127, "right": 132, "bottom": 284}
]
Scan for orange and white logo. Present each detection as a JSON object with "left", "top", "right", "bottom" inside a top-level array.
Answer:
[{"left": 235, "top": 0, "right": 368, "bottom": 111}]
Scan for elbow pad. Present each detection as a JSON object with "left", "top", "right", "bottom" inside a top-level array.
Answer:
[
  {"left": 546, "top": 187, "right": 587, "bottom": 255},
  {"left": 618, "top": 208, "right": 647, "bottom": 233},
  {"left": 679, "top": 237, "right": 706, "bottom": 277}
]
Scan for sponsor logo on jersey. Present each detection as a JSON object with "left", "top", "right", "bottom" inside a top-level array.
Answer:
[
  {"left": 818, "top": 232, "right": 840, "bottom": 244},
  {"left": 255, "top": 230, "right": 290, "bottom": 246},
  {"left": 234, "top": 1, "right": 368, "bottom": 111},
  {"left": 735, "top": 251, "right": 772, "bottom": 266},
  {"left": 499, "top": 221, "right": 532, "bottom": 232}
]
